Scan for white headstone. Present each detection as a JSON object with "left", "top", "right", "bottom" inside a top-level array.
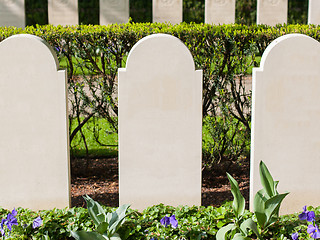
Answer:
[
  {"left": 100, "top": 0, "right": 129, "bottom": 25},
  {"left": 0, "top": 0, "right": 25, "bottom": 28},
  {"left": 48, "top": 0, "right": 78, "bottom": 26},
  {"left": 257, "top": 0, "right": 287, "bottom": 26},
  {"left": 250, "top": 34, "right": 320, "bottom": 214},
  {"left": 308, "top": 0, "right": 320, "bottom": 25},
  {"left": 153, "top": 0, "right": 183, "bottom": 24},
  {"left": 118, "top": 34, "right": 202, "bottom": 211},
  {"left": 0, "top": 34, "right": 70, "bottom": 210},
  {"left": 205, "top": 0, "right": 235, "bottom": 24}
]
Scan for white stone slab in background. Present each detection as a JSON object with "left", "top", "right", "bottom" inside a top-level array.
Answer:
[
  {"left": 0, "top": 34, "right": 70, "bottom": 210},
  {"left": 308, "top": 0, "right": 320, "bottom": 25},
  {"left": 100, "top": 0, "right": 129, "bottom": 25},
  {"left": 48, "top": 0, "right": 78, "bottom": 26},
  {"left": 0, "top": 0, "right": 25, "bottom": 28},
  {"left": 205, "top": 0, "right": 235, "bottom": 24},
  {"left": 119, "top": 34, "right": 202, "bottom": 211},
  {"left": 153, "top": 0, "right": 183, "bottom": 24},
  {"left": 257, "top": 0, "right": 287, "bottom": 26},
  {"left": 250, "top": 34, "right": 320, "bottom": 214}
]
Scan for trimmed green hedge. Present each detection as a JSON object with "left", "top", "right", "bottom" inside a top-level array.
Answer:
[{"left": 1, "top": 23, "right": 319, "bottom": 167}]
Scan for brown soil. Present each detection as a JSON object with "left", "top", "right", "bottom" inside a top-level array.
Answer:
[{"left": 70, "top": 157, "right": 250, "bottom": 209}]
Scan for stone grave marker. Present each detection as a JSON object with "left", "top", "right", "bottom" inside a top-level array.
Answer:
[
  {"left": 257, "top": 0, "right": 287, "bottom": 26},
  {"left": 0, "top": 0, "right": 25, "bottom": 28},
  {"left": 118, "top": 34, "right": 202, "bottom": 211},
  {"left": 0, "top": 34, "right": 70, "bottom": 210},
  {"left": 308, "top": 0, "right": 320, "bottom": 25},
  {"left": 250, "top": 34, "right": 320, "bottom": 214},
  {"left": 205, "top": 0, "right": 235, "bottom": 24},
  {"left": 48, "top": 0, "right": 78, "bottom": 26},
  {"left": 100, "top": 0, "right": 129, "bottom": 25},
  {"left": 153, "top": 0, "right": 183, "bottom": 24}
]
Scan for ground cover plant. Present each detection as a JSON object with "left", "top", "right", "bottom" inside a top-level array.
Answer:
[{"left": 0, "top": 201, "right": 305, "bottom": 240}]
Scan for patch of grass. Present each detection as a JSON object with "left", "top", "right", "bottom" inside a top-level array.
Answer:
[{"left": 70, "top": 117, "right": 118, "bottom": 158}]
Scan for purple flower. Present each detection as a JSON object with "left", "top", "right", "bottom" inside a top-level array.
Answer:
[
  {"left": 0, "top": 208, "right": 18, "bottom": 236},
  {"left": 11, "top": 208, "right": 17, "bottom": 217},
  {"left": 299, "top": 206, "right": 316, "bottom": 222},
  {"left": 0, "top": 219, "right": 5, "bottom": 237},
  {"left": 291, "top": 232, "right": 299, "bottom": 240},
  {"left": 160, "top": 216, "right": 170, "bottom": 227},
  {"left": 5, "top": 213, "right": 18, "bottom": 231},
  {"left": 160, "top": 215, "right": 178, "bottom": 228},
  {"left": 308, "top": 224, "right": 320, "bottom": 239},
  {"left": 5, "top": 209, "right": 18, "bottom": 231},
  {"left": 169, "top": 215, "right": 178, "bottom": 228},
  {"left": 32, "top": 216, "right": 42, "bottom": 229}
]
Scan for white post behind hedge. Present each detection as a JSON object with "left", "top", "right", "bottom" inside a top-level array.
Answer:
[
  {"left": 205, "top": 0, "right": 235, "bottom": 24},
  {"left": 99, "top": 0, "right": 129, "bottom": 25},
  {"left": 153, "top": 0, "right": 183, "bottom": 24},
  {"left": 257, "top": 0, "right": 288, "bottom": 26},
  {"left": 48, "top": 0, "right": 79, "bottom": 26},
  {"left": 0, "top": 34, "right": 70, "bottom": 210},
  {"left": 0, "top": 0, "right": 25, "bottom": 28},
  {"left": 118, "top": 34, "right": 202, "bottom": 211},
  {"left": 250, "top": 34, "right": 320, "bottom": 214},
  {"left": 308, "top": 0, "right": 320, "bottom": 25}
]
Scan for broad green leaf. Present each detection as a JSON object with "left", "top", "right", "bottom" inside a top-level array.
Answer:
[
  {"left": 227, "top": 173, "right": 245, "bottom": 219},
  {"left": 232, "top": 233, "right": 249, "bottom": 240},
  {"left": 97, "top": 222, "right": 109, "bottom": 235},
  {"left": 253, "top": 189, "right": 267, "bottom": 228},
  {"left": 107, "top": 211, "right": 119, "bottom": 228},
  {"left": 83, "top": 195, "right": 107, "bottom": 227},
  {"left": 240, "top": 218, "right": 262, "bottom": 240},
  {"left": 109, "top": 204, "right": 130, "bottom": 235},
  {"left": 259, "top": 161, "right": 276, "bottom": 198},
  {"left": 216, "top": 223, "right": 236, "bottom": 240},
  {"left": 71, "top": 230, "right": 106, "bottom": 240},
  {"left": 264, "top": 192, "right": 289, "bottom": 227},
  {"left": 110, "top": 233, "right": 122, "bottom": 240}
]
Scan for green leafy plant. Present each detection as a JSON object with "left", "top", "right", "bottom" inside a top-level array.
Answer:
[
  {"left": 216, "top": 161, "right": 289, "bottom": 239},
  {"left": 71, "top": 195, "right": 130, "bottom": 240}
]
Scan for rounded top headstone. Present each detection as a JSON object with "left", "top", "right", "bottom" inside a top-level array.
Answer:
[
  {"left": 259, "top": 34, "right": 320, "bottom": 72},
  {"left": 0, "top": 34, "right": 59, "bottom": 71},
  {"left": 125, "top": 34, "right": 195, "bottom": 75}
]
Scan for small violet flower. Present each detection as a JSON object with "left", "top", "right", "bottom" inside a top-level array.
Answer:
[
  {"left": 299, "top": 206, "right": 316, "bottom": 222},
  {"left": 5, "top": 213, "right": 18, "bottom": 231},
  {"left": 160, "top": 215, "right": 178, "bottom": 228},
  {"left": 160, "top": 215, "right": 170, "bottom": 227},
  {"left": 169, "top": 215, "right": 178, "bottom": 228},
  {"left": 0, "top": 208, "right": 18, "bottom": 237},
  {"left": 32, "top": 216, "right": 42, "bottom": 229},
  {"left": 308, "top": 224, "right": 320, "bottom": 239},
  {"left": 291, "top": 232, "right": 299, "bottom": 240}
]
